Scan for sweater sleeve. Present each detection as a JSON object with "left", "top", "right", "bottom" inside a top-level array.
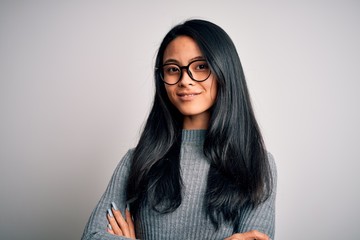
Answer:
[
  {"left": 81, "top": 149, "right": 135, "bottom": 240},
  {"left": 236, "top": 152, "right": 277, "bottom": 240}
]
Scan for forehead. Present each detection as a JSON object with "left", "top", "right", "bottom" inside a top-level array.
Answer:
[{"left": 163, "top": 36, "right": 203, "bottom": 63}]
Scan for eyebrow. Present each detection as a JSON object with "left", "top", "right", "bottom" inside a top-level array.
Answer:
[{"left": 163, "top": 56, "right": 205, "bottom": 65}]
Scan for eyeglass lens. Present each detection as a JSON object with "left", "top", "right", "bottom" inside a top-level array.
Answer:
[{"left": 161, "top": 60, "right": 211, "bottom": 85}]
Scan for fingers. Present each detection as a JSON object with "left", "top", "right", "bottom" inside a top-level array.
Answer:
[
  {"left": 107, "top": 224, "right": 115, "bottom": 235},
  {"left": 126, "top": 208, "right": 136, "bottom": 238},
  {"left": 107, "top": 209, "right": 123, "bottom": 235},
  {"left": 224, "top": 230, "right": 270, "bottom": 240},
  {"left": 106, "top": 202, "right": 136, "bottom": 239},
  {"left": 247, "top": 230, "right": 270, "bottom": 240},
  {"left": 111, "top": 202, "right": 131, "bottom": 237}
]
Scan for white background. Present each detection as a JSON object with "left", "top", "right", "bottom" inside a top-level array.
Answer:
[{"left": 1, "top": 1, "right": 359, "bottom": 239}]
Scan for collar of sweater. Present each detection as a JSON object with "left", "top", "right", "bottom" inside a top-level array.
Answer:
[{"left": 181, "top": 129, "right": 206, "bottom": 144}]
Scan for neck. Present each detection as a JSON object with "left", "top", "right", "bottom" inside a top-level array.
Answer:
[{"left": 183, "top": 112, "right": 210, "bottom": 130}]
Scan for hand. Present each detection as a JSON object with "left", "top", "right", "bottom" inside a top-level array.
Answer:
[
  {"left": 106, "top": 202, "right": 136, "bottom": 239},
  {"left": 224, "top": 230, "right": 270, "bottom": 240}
]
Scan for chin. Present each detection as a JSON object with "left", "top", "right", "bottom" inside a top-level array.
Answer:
[
  {"left": 179, "top": 108, "right": 209, "bottom": 117},
  {"left": 179, "top": 109, "right": 201, "bottom": 116}
]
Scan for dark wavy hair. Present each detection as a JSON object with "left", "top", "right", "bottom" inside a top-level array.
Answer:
[{"left": 126, "top": 19, "right": 273, "bottom": 228}]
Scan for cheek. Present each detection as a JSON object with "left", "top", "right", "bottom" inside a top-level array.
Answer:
[
  {"left": 164, "top": 86, "right": 176, "bottom": 103},
  {"left": 208, "top": 79, "right": 218, "bottom": 101}
]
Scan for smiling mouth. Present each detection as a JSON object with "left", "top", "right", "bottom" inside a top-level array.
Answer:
[
  {"left": 178, "top": 93, "right": 200, "bottom": 97},
  {"left": 177, "top": 91, "right": 202, "bottom": 97},
  {"left": 176, "top": 92, "right": 201, "bottom": 101}
]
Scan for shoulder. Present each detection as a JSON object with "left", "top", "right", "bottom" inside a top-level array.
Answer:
[
  {"left": 266, "top": 152, "right": 277, "bottom": 174},
  {"left": 266, "top": 151, "right": 277, "bottom": 191},
  {"left": 119, "top": 148, "right": 135, "bottom": 166},
  {"left": 111, "top": 148, "right": 135, "bottom": 179}
]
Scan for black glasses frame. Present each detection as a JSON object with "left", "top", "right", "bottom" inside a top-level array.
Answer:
[{"left": 159, "top": 59, "right": 211, "bottom": 85}]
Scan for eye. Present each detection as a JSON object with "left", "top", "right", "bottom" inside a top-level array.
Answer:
[
  {"left": 193, "top": 61, "right": 209, "bottom": 71},
  {"left": 164, "top": 65, "right": 180, "bottom": 75}
]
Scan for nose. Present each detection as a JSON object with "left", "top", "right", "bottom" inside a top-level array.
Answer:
[{"left": 178, "top": 69, "right": 194, "bottom": 86}]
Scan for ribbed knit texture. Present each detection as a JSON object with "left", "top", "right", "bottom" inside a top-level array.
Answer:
[{"left": 82, "top": 130, "right": 277, "bottom": 240}]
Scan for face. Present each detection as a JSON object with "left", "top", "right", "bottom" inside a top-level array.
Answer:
[{"left": 162, "top": 36, "right": 217, "bottom": 128}]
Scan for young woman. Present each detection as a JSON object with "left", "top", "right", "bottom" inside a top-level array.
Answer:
[{"left": 82, "top": 19, "right": 277, "bottom": 240}]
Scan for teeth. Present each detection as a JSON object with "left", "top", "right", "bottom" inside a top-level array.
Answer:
[{"left": 180, "top": 93, "right": 197, "bottom": 97}]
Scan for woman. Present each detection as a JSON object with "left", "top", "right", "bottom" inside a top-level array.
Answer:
[{"left": 82, "top": 19, "right": 277, "bottom": 240}]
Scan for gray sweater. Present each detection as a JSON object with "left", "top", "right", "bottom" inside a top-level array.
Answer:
[{"left": 82, "top": 130, "right": 277, "bottom": 240}]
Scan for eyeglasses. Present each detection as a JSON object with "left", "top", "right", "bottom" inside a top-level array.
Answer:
[{"left": 159, "top": 59, "right": 211, "bottom": 85}]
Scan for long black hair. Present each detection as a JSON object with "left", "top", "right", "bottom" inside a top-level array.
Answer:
[{"left": 126, "top": 19, "right": 273, "bottom": 227}]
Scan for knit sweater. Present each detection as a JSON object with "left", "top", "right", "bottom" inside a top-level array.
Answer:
[{"left": 82, "top": 130, "right": 277, "bottom": 240}]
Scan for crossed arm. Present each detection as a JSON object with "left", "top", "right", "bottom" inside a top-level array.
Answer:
[
  {"left": 106, "top": 205, "right": 271, "bottom": 240},
  {"left": 82, "top": 151, "right": 276, "bottom": 240}
]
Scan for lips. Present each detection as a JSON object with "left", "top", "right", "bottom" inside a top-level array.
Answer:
[
  {"left": 177, "top": 93, "right": 200, "bottom": 97},
  {"left": 177, "top": 91, "right": 202, "bottom": 100},
  {"left": 177, "top": 91, "right": 202, "bottom": 96}
]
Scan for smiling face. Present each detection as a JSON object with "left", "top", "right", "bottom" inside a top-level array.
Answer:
[{"left": 162, "top": 36, "right": 217, "bottom": 129}]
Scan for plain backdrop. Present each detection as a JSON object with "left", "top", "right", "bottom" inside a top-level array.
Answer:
[{"left": 1, "top": 1, "right": 359, "bottom": 239}]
